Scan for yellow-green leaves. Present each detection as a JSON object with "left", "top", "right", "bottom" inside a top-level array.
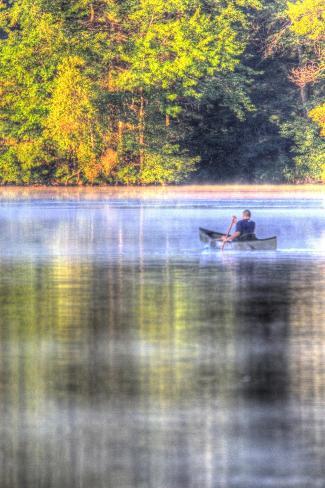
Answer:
[
  {"left": 47, "top": 56, "right": 102, "bottom": 180},
  {"left": 287, "top": 0, "right": 325, "bottom": 40},
  {"left": 3, "top": 0, "right": 297, "bottom": 185},
  {"left": 115, "top": 0, "right": 259, "bottom": 95},
  {"left": 286, "top": 0, "right": 324, "bottom": 138},
  {"left": 309, "top": 103, "right": 325, "bottom": 136}
]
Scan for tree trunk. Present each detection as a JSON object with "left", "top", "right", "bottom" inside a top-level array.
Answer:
[
  {"left": 298, "top": 45, "right": 308, "bottom": 114},
  {"left": 139, "top": 90, "right": 145, "bottom": 172},
  {"left": 300, "top": 85, "right": 308, "bottom": 111},
  {"left": 90, "top": 4, "right": 95, "bottom": 23},
  {"left": 117, "top": 120, "right": 123, "bottom": 147}
]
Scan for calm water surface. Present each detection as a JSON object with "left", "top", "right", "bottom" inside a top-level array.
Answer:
[{"left": 0, "top": 188, "right": 324, "bottom": 488}]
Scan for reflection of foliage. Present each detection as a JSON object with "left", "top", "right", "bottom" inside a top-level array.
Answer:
[
  {"left": 0, "top": 259, "right": 223, "bottom": 409},
  {"left": 134, "top": 265, "right": 238, "bottom": 403}
]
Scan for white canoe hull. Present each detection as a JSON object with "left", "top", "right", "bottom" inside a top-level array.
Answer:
[{"left": 199, "top": 228, "right": 277, "bottom": 251}]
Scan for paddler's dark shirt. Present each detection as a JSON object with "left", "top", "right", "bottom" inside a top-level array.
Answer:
[{"left": 235, "top": 219, "right": 256, "bottom": 236}]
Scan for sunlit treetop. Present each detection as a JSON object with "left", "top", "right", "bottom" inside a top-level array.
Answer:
[
  {"left": 114, "top": 0, "right": 261, "bottom": 97},
  {"left": 309, "top": 103, "right": 325, "bottom": 136},
  {"left": 287, "top": 0, "right": 325, "bottom": 40}
]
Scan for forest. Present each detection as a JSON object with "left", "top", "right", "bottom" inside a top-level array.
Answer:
[{"left": 0, "top": 0, "right": 324, "bottom": 185}]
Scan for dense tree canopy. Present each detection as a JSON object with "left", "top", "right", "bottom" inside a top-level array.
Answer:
[{"left": 0, "top": 0, "right": 324, "bottom": 184}]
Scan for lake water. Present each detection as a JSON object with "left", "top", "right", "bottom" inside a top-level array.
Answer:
[{"left": 0, "top": 187, "right": 324, "bottom": 488}]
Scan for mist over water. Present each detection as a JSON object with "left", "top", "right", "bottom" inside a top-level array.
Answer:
[{"left": 0, "top": 188, "right": 324, "bottom": 488}]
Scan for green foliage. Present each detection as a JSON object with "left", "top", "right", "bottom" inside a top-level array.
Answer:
[
  {"left": 115, "top": 0, "right": 260, "bottom": 95},
  {"left": 309, "top": 104, "right": 325, "bottom": 136},
  {"left": 139, "top": 149, "right": 198, "bottom": 185},
  {"left": 0, "top": 0, "right": 64, "bottom": 182},
  {"left": 281, "top": 117, "right": 325, "bottom": 182},
  {"left": 287, "top": 0, "right": 325, "bottom": 40},
  {"left": 0, "top": 0, "right": 323, "bottom": 184},
  {"left": 46, "top": 56, "right": 104, "bottom": 181},
  {"left": 0, "top": 148, "right": 22, "bottom": 184},
  {"left": 284, "top": 0, "right": 325, "bottom": 180},
  {"left": 114, "top": 145, "right": 198, "bottom": 185},
  {"left": 184, "top": 0, "right": 324, "bottom": 183},
  {"left": 0, "top": 0, "right": 262, "bottom": 184}
]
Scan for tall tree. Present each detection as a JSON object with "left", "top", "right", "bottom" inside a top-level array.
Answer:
[
  {"left": 0, "top": 0, "right": 66, "bottom": 182},
  {"left": 109, "top": 0, "right": 261, "bottom": 183},
  {"left": 281, "top": 0, "right": 324, "bottom": 181}
]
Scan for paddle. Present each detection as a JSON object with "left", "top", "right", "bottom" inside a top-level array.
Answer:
[{"left": 221, "top": 215, "right": 237, "bottom": 251}]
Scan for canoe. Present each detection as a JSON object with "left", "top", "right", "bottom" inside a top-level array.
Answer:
[{"left": 199, "top": 227, "right": 277, "bottom": 251}]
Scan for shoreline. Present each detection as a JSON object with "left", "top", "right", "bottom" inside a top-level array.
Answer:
[
  {"left": 0, "top": 184, "right": 323, "bottom": 201},
  {"left": 0, "top": 183, "right": 323, "bottom": 190}
]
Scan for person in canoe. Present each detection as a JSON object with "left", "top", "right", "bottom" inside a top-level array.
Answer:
[{"left": 222, "top": 210, "right": 256, "bottom": 242}]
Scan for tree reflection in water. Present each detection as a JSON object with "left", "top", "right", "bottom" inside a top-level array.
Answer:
[
  {"left": 0, "top": 254, "right": 324, "bottom": 488},
  {"left": 0, "top": 190, "right": 324, "bottom": 488}
]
